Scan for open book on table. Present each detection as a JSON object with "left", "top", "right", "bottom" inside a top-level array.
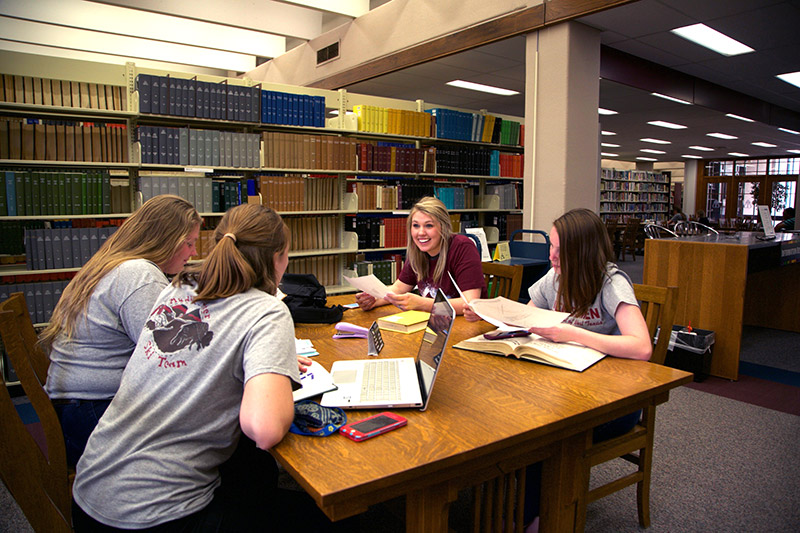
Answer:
[{"left": 453, "top": 330, "right": 605, "bottom": 372}]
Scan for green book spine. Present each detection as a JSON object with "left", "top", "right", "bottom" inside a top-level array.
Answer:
[
  {"left": 44, "top": 173, "right": 55, "bottom": 216},
  {"left": 81, "top": 172, "right": 88, "bottom": 214},
  {"left": 30, "top": 172, "right": 41, "bottom": 216},
  {"left": 57, "top": 173, "right": 67, "bottom": 216},
  {"left": 70, "top": 173, "right": 81, "bottom": 215},
  {"left": 16, "top": 171, "right": 27, "bottom": 216}
]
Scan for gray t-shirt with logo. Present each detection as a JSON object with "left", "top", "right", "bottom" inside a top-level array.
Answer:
[
  {"left": 72, "top": 282, "right": 301, "bottom": 529},
  {"left": 528, "top": 263, "right": 638, "bottom": 334},
  {"left": 46, "top": 258, "right": 168, "bottom": 399}
]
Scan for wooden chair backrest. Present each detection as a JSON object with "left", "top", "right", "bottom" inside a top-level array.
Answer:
[
  {"left": 633, "top": 284, "right": 678, "bottom": 365},
  {"left": 0, "top": 293, "right": 72, "bottom": 532},
  {"left": 481, "top": 262, "right": 523, "bottom": 301}
]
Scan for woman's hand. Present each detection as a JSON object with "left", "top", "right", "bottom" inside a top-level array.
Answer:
[
  {"left": 528, "top": 323, "right": 577, "bottom": 343},
  {"left": 297, "top": 355, "right": 313, "bottom": 373},
  {"left": 384, "top": 292, "right": 428, "bottom": 312},
  {"left": 463, "top": 306, "right": 481, "bottom": 322},
  {"left": 355, "top": 291, "right": 378, "bottom": 311}
]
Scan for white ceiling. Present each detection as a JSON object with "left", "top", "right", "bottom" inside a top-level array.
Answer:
[
  {"left": 344, "top": 0, "right": 800, "bottom": 162},
  {"left": 2, "top": 0, "right": 800, "bottom": 163}
]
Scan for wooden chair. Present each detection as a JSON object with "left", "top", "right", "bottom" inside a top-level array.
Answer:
[
  {"left": 481, "top": 262, "right": 523, "bottom": 301},
  {"left": 0, "top": 292, "right": 72, "bottom": 532},
  {"left": 617, "top": 218, "right": 641, "bottom": 261},
  {"left": 575, "top": 284, "right": 678, "bottom": 529}
]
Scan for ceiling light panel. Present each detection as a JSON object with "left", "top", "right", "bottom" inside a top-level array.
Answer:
[
  {"left": 707, "top": 132, "right": 738, "bottom": 139},
  {"left": 670, "top": 23, "right": 754, "bottom": 56},
  {"left": 752, "top": 142, "right": 777, "bottom": 148},
  {"left": 640, "top": 138, "right": 671, "bottom": 144},
  {"left": 0, "top": 17, "right": 257, "bottom": 71},
  {"left": 0, "top": 0, "right": 284, "bottom": 58},
  {"left": 689, "top": 146, "right": 714, "bottom": 151},
  {"left": 446, "top": 80, "right": 519, "bottom": 96},
  {"left": 777, "top": 71, "right": 800, "bottom": 89},
  {"left": 598, "top": 108, "right": 617, "bottom": 115},
  {"left": 726, "top": 113, "right": 754, "bottom": 122},
  {"left": 652, "top": 93, "right": 691, "bottom": 105},
  {"left": 648, "top": 120, "right": 687, "bottom": 129}
]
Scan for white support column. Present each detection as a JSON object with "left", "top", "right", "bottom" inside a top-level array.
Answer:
[{"left": 523, "top": 22, "right": 601, "bottom": 231}]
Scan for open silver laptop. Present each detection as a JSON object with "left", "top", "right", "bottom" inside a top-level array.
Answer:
[{"left": 320, "top": 289, "right": 454, "bottom": 411}]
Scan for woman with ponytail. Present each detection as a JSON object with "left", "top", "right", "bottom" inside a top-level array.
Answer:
[{"left": 71, "top": 204, "right": 305, "bottom": 532}]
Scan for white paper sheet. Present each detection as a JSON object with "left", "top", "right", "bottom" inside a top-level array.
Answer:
[{"left": 343, "top": 274, "right": 390, "bottom": 299}]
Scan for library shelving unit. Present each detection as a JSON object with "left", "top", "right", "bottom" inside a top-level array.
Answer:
[
  {"left": 599, "top": 168, "right": 671, "bottom": 222},
  {"left": 0, "top": 51, "right": 524, "bottom": 385}
]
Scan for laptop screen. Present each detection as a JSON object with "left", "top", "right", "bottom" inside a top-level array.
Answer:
[{"left": 416, "top": 289, "right": 455, "bottom": 410}]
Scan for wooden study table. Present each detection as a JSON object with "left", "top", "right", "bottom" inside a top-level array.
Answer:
[
  {"left": 274, "top": 295, "right": 692, "bottom": 532},
  {"left": 643, "top": 232, "right": 800, "bottom": 380}
]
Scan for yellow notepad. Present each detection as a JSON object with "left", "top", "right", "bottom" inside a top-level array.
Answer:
[{"left": 376, "top": 310, "right": 430, "bottom": 334}]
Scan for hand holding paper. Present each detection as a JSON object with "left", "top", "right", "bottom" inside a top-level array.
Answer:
[{"left": 344, "top": 274, "right": 389, "bottom": 299}]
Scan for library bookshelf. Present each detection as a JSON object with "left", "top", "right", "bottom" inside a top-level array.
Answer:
[
  {"left": 0, "top": 50, "right": 524, "bottom": 386},
  {"left": 600, "top": 168, "right": 671, "bottom": 223}
]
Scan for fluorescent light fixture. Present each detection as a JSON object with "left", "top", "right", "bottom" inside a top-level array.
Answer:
[
  {"left": 636, "top": 157, "right": 658, "bottom": 161},
  {"left": 446, "top": 80, "right": 519, "bottom": 96},
  {"left": 601, "top": 152, "right": 619, "bottom": 157},
  {"left": 598, "top": 108, "right": 618, "bottom": 115},
  {"left": 689, "top": 145, "right": 714, "bottom": 151},
  {"left": 788, "top": 149, "right": 800, "bottom": 154},
  {"left": 640, "top": 138, "right": 671, "bottom": 145},
  {"left": 601, "top": 131, "right": 617, "bottom": 136},
  {"left": 682, "top": 154, "right": 703, "bottom": 159},
  {"left": 777, "top": 71, "right": 800, "bottom": 89},
  {"left": 726, "top": 113, "right": 754, "bottom": 122},
  {"left": 728, "top": 152, "right": 750, "bottom": 157},
  {"left": 652, "top": 92, "right": 691, "bottom": 105},
  {"left": 779, "top": 127, "right": 800, "bottom": 135},
  {"left": 707, "top": 132, "right": 738, "bottom": 139},
  {"left": 752, "top": 142, "right": 777, "bottom": 148},
  {"left": 671, "top": 23, "right": 754, "bottom": 56},
  {"left": 641, "top": 149, "right": 666, "bottom": 154},
  {"left": 648, "top": 120, "right": 687, "bottom": 129},
  {"left": 601, "top": 143, "right": 620, "bottom": 148}
]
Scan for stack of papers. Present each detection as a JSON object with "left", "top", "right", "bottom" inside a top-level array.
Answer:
[{"left": 296, "top": 338, "right": 318, "bottom": 357}]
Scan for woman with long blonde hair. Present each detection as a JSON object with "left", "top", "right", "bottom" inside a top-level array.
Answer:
[
  {"left": 355, "top": 196, "right": 486, "bottom": 314},
  {"left": 43, "top": 194, "right": 201, "bottom": 466},
  {"left": 72, "top": 204, "right": 303, "bottom": 531}
]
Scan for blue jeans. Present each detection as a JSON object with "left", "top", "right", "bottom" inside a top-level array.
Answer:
[
  {"left": 523, "top": 409, "right": 643, "bottom": 524},
  {"left": 53, "top": 399, "right": 112, "bottom": 467}
]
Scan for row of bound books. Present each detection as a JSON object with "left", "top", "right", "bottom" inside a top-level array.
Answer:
[
  {"left": 136, "top": 74, "right": 259, "bottom": 122},
  {"left": 490, "top": 151, "right": 524, "bottom": 178},
  {"left": 434, "top": 186, "right": 476, "bottom": 210},
  {"left": 138, "top": 175, "right": 248, "bottom": 214},
  {"left": 426, "top": 108, "right": 522, "bottom": 145},
  {"left": 486, "top": 183, "right": 523, "bottom": 210},
  {"left": 347, "top": 215, "right": 408, "bottom": 249},
  {"left": 138, "top": 126, "right": 260, "bottom": 168},
  {"left": 1, "top": 169, "right": 116, "bottom": 217},
  {"left": 261, "top": 131, "right": 358, "bottom": 171},
  {"left": 24, "top": 226, "right": 117, "bottom": 271},
  {"left": 286, "top": 255, "right": 340, "bottom": 288},
  {"left": 356, "top": 142, "right": 433, "bottom": 174},
  {"left": 347, "top": 180, "right": 440, "bottom": 211},
  {"left": 285, "top": 216, "right": 340, "bottom": 252},
  {"left": 258, "top": 174, "right": 340, "bottom": 212},
  {"left": 0, "top": 280, "right": 70, "bottom": 326},
  {"left": 0, "top": 74, "right": 127, "bottom": 112},
  {"left": 0, "top": 116, "right": 129, "bottom": 163},
  {"left": 352, "top": 259, "right": 397, "bottom": 286},
  {"left": 262, "top": 91, "right": 326, "bottom": 128},
  {"left": 352, "top": 105, "right": 433, "bottom": 138}
]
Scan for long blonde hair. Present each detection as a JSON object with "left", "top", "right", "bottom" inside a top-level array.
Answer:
[
  {"left": 40, "top": 195, "right": 201, "bottom": 350},
  {"left": 405, "top": 196, "right": 453, "bottom": 285},
  {"left": 178, "top": 204, "right": 289, "bottom": 301}
]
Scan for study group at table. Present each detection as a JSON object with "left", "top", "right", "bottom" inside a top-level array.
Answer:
[{"left": 42, "top": 193, "right": 653, "bottom": 532}]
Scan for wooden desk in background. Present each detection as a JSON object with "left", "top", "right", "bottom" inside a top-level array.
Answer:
[
  {"left": 643, "top": 232, "right": 800, "bottom": 380},
  {"left": 273, "top": 295, "right": 692, "bottom": 532}
]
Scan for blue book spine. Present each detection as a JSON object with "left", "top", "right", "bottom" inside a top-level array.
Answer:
[
  {"left": 261, "top": 90, "right": 268, "bottom": 123},
  {"left": 136, "top": 74, "right": 151, "bottom": 114},
  {"left": 5, "top": 171, "right": 16, "bottom": 216}
]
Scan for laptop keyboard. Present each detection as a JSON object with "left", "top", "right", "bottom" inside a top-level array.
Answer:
[{"left": 360, "top": 359, "right": 401, "bottom": 401}]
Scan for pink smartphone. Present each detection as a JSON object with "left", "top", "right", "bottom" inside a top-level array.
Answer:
[{"left": 339, "top": 412, "right": 407, "bottom": 442}]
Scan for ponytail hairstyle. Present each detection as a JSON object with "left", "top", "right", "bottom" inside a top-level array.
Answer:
[
  {"left": 180, "top": 204, "right": 289, "bottom": 302},
  {"left": 553, "top": 208, "right": 615, "bottom": 319},
  {"left": 40, "top": 195, "right": 200, "bottom": 351},
  {"left": 406, "top": 196, "right": 454, "bottom": 285}
]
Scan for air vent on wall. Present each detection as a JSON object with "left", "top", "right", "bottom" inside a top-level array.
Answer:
[{"left": 317, "top": 41, "right": 340, "bottom": 65}]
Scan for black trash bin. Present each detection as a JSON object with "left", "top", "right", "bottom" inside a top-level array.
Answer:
[{"left": 657, "top": 325, "right": 715, "bottom": 382}]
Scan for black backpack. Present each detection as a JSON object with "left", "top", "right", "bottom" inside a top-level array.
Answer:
[{"left": 279, "top": 273, "right": 343, "bottom": 324}]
